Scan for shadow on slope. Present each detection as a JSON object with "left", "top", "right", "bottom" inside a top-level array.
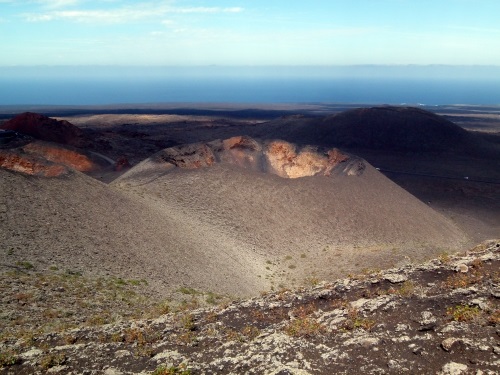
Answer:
[{"left": 258, "top": 106, "right": 498, "bottom": 156}]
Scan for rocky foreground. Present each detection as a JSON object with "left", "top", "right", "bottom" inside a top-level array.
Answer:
[{"left": 1, "top": 240, "right": 499, "bottom": 375}]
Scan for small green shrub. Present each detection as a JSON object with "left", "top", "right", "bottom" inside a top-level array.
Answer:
[
  {"left": 179, "top": 313, "right": 196, "bottom": 331},
  {"left": 446, "top": 305, "right": 481, "bottom": 322},
  {"left": 284, "top": 317, "right": 324, "bottom": 337},
  {"left": 342, "top": 309, "right": 376, "bottom": 331},
  {"left": 178, "top": 287, "right": 200, "bottom": 296},
  {"left": 397, "top": 281, "right": 415, "bottom": 297},
  {"left": 0, "top": 349, "right": 20, "bottom": 367},
  {"left": 40, "top": 353, "right": 66, "bottom": 369},
  {"left": 304, "top": 276, "right": 320, "bottom": 286},
  {"left": 16, "top": 261, "right": 34, "bottom": 270}
]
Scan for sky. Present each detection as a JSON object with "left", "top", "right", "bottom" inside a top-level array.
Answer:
[{"left": 1, "top": 0, "right": 500, "bottom": 66}]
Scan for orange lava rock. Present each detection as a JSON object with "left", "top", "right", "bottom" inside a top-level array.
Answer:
[
  {"left": 22, "top": 142, "right": 95, "bottom": 172},
  {"left": 0, "top": 150, "right": 68, "bottom": 177}
]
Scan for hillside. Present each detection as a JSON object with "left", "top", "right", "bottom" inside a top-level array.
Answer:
[
  {"left": 113, "top": 137, "right": 470, "bottom": 292},
  {"left": 0, "top": 107, "right": 498, "bottom": 374},
  {"left": 257, "top": 106, "right": 496, "bottom": 155},
  {"left": 0, "top": 112, "right": 89, "bottom": 148},
  {"left": 1, "top": 240, "right": 498, "bottom": 374},
  {"left": 0, "top": 135, "right": 470, "bottom": 301}
]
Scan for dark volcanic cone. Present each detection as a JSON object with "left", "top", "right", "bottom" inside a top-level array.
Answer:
[
  {"left": 261, "top": 106, "right": 489, "bottom": 155},
  {"left": 321, "top": 106, "right": 475, "bottom": 152},
  {"left": 1, "top": 112, "right": 88, "bottom": 148}
]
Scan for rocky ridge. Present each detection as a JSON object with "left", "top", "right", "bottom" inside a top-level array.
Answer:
[
  {"left": 1, "top": 240, "right": 498, "bottom": 374},
  {"left": 117, "top": 136, "right": 366, "bottom": 185}
]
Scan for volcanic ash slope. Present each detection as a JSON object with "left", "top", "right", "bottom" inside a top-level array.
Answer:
[
  {"left": 0, "top": 167, "right": 270, "bottom": 299},
  {"left": 112, "top": 137, "right": 469, "bottom": 294}
]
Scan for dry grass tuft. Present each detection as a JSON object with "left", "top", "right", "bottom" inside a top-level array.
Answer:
[{"left": 446, "top": 305, "right": 481, "bottom": 322}]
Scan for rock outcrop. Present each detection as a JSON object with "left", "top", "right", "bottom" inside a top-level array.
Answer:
[
  {"left": 0, "top": 141, "right": 96, "bottom": 177},
  {"left": 150, "top": 136, "right": 360, "bottom": 179},
  {"left": 1, "top": 112, "right": 88, "bottom": 148},
  {"left": 2, "top": 240, "right": 498, "bottom": 374},
  {"left": 0, "top": 149, "right": 69, "bottom": 177},
  {"left": 22, "top": 142, "right": 95, "bottom": 172}
]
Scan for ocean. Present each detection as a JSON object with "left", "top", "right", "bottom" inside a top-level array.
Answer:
[{"left": 1, "top": 66, "right": 499, "bottom": 106}]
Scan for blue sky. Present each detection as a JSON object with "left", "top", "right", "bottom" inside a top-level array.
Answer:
[{"left": 1, "top": 0, "right": 500, "bottom": 66}]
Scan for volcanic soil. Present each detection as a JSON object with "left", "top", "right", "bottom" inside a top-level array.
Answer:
[{"left": 0, "top": 104, "right": 499, "bottom": 374}]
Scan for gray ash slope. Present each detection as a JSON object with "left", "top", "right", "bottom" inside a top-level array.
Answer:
[
  {"left": 1, "top": 134, "right": 469, "bottom": 299},
  {"left": 111, "top": 136, "right": 469, "bottom": 295}
]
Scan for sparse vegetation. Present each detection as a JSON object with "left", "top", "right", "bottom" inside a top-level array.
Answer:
[
  {"left": 284, "top": 317, "right": 324, "bottom": 337},
  {"left": 39, "top": 352, "right": 66, "bottom": 370},
  {"left": 396, "top": 280, "right": 416, "bottom": 297},
  {"left": 438, "top": 251, "right": 451, "bottom": 264},
  {"left": 16, "top": 261, "right": 34, "bottom": 270},
  {"left": 152, "top": 364, "right": 191, "bottom": 375},
  {"left": 487, "top": 309, "right": 500, "bottom": 325},
  {"left": 284, "top": 303, "right": 325, "bottom": 337},
  {"left": 442, "top": 267, "right": 486, "bottom": 289},
  {"left": 178, "top": 313, "right": 196, "bottom": 331},
  {"left": 178, "top": 287, "right": 200, "bottom": 296},
  {"left": 0, "top": 242, "right": 498, "bottom": 374},
  {"left": 0, "top": 349, "right": 20, "bottom": 367},
  {"left": 342, "top": 309, "right": 376, "bottom": 331},
  {"left": 304, "top": 275, "right": 320, "bottom": 286},
  {"left": 446, "top": 305, "right": 481, "bottom": 322},
  {"left": 0, "top": 269, "right": 162, "bottom": 345}
]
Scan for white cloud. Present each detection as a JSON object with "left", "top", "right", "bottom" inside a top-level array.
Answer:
[
  {"left": 25, "top": 13, "right": 54, "bottom": 21},
  {"left": 23, "top": 3, "right": 244, "bottom": 23},
  {"left": 34, "top": 0, "right": 80, "bottom": 8},
  {"left": 161, "top": 19, "right": 175, "bottom": 26}
]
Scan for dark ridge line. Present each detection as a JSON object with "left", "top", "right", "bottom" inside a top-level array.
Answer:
[{"left": 0, "top": 108, "right": 321, "bottom": 120}]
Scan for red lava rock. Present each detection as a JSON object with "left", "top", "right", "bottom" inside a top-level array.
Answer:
[
  {"left": 155, "top": 136, "right": 355, "bottom": 179},
  {"left": 22, "top": 142, "right": 95, "bottom": 172},
  {"left": 1, "top": 112, "right": 89, "bottom": 148},
  {"left": 0, "top": 149, "right": 68, "bottom": 177}
]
